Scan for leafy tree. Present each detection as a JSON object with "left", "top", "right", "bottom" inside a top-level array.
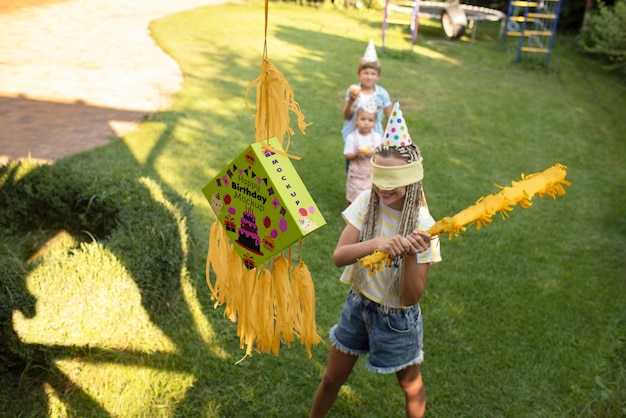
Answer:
[{"left": 579, "top": 0, "right": 626, "bottom": 75}]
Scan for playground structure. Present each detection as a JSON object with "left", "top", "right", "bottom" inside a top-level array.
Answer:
[
  {"left": 381, "top": 0, "right": 507, "bottom": 48},
  {"left": 503, "top": 0, "right": 563, "bottom": 65}
]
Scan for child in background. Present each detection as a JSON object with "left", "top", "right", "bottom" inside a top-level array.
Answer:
[
  {"left": 341, "top": 40, "right": 392, "bottom": 156},
  {"left": 310, "top": 103, "right": 441, "bottom": 418},
  {"left": 344, "top": 102, "right": 382, "bottom": 207}
]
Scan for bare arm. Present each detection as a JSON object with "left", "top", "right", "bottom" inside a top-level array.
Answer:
[
  {"left": 400, "top": 256, "right": 429, "bottom": 306},
  {"left": 384, "top": 105, "right": 392, "bottom": 120},
  {"left": 400, "top": 231, "right": 432, "bottom": 305},
  {"left": 344, "top": 152, "right": 359, "bottom": 161},
  {"left": 382, "top": 105, "right": 392, "bottom": 129},
  {"left": 344, "top": 148, "right": 374, "bottom": 161},
  {"left": 343, "top": 97, "right": 356, "bottom": 120},
  {"left": 333, "top": 223, "right": 412, "bottom": 268},
  {"left": 343, "top": 87, "right": 360, "bottom": 120}
]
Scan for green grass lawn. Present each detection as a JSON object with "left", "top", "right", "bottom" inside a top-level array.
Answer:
[{"left": 1, "top": 1, "right": 625, "bottom": 416}]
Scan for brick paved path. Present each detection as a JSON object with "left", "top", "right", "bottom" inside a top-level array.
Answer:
[{"left": 0, "top": 0, "right": 228, "bottom": 163}]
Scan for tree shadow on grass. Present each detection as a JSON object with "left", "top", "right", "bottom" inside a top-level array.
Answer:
[
  {"left": 0, "top": 95, "right": 310, "bottom": 415},
  {"left": 0, "top": 129, "right": 236, "bottom": 415},
  {"left": 0, "top": 12, "right": 354, "bottom": 416}
]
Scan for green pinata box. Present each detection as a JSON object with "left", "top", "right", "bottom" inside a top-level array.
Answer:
[{"left": 202, "top": 137, "right": 326, "bottom": 269}]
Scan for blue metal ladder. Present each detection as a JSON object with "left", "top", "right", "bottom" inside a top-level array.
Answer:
[{"left": 503, "top": 0, "right": 563, "bottom": 65}]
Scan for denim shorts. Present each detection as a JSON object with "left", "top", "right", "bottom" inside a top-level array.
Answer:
[{"left": 329, "top": 291, "right": 424, "bottom": 374}]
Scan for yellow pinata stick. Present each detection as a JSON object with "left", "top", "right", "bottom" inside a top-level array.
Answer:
[
  {"left": 429, "top": 163, "right": 570, "bottom": 239},
  {"left": 359, "top": 163, "right": 571, "bottom": 273}
]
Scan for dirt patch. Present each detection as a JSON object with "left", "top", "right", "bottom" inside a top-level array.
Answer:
[{"left": 0, "top": 0, "right": 227, "bottom": 164}]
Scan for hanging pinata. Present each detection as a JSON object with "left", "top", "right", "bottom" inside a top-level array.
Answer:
[
  {"left": 359, "top": 102, "right": 572, "bottom": 274},
  {"left": 202, "top": 0, "right": 325, "bottom": 361}
]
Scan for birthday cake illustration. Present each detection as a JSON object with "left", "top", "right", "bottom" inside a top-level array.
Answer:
[{"left": 236, "top": 210, "right": 263, "bottom": 255}]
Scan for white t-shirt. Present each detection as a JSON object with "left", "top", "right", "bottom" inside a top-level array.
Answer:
[
  {"left": 343, "top": 130, "right": 382, "bottom": 156},
  {"left": 339, "top": 189, "right": 442, "bottom": 305}
]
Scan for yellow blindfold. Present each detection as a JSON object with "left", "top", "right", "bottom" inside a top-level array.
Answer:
[{"left": 371, "top": 158, "right": 423, "bottom": 190}]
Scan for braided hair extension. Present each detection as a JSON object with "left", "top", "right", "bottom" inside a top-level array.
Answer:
[{"left": 352, "top": 144, "right": 425, "bottom": 308}]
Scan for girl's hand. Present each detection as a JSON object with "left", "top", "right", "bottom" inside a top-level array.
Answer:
[
  {"left": 404, "top": 231, "right": 431, "bottom": 256},
  {"left": 375, "top": 235, "right": 411, "bottom": 258}
]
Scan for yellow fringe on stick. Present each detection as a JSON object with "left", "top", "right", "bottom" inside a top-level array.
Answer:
[
  {"left": 359, "top": 163, "right": 571, "bottom": 273},
  {"left": 358, "top": 249, "right": 392, "bottom": 276}
]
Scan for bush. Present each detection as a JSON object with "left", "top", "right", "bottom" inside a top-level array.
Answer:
[{"left": 579, "top": 0, "right": 626, "bottom": 75}]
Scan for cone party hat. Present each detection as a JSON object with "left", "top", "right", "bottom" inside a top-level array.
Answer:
[{"left": 362, "top": 39, "right": 378, "bottom": 63}]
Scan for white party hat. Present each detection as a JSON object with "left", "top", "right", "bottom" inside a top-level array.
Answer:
[
  {"left": 362, "top": 39, "right": 378, "bottom": 63},
  {"left": 382, "top": 102, "right": 412, "bottom": 147}
]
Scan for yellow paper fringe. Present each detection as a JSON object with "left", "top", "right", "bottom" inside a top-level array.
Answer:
[
  {"left": 245, "top": 58, "right": 311, "bottom": 158},
  {"left": 206, "top": 12, "right": 320, "bottom": 360},
  {"left": 359, "top": 163, "right": 571, "bottom": 274},
  {"left": 273, "top": 254, "right": 295, "bottom": 348},
  {"left": 206, "top": 223, "right": 322, "bottom": 360},
  {"left": 237, "top": 266, "right": 258, "bottom": 361},
  {"left": 358, "top": 249, "right": 392, "bottom": 276},
  {"left": 206, "top": 221, "right": 230, "bottom": 310},
  {"left": 292, "top": 259, "right": 323, "bottom": 358}
]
